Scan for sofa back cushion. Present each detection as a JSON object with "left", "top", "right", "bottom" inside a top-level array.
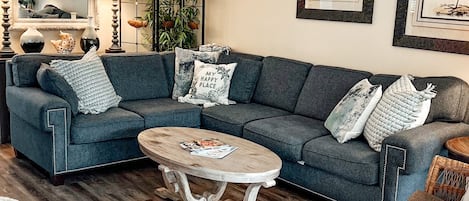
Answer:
[
  {"left": 252, "top": 56, "right": 312, "bottom": 112},
  {"left": 101, "top": 53, "right": 170, "bottom": 101},
  {"left": 218, "top": 53, "right": 263, "bottom": 103},
  {"left": 161, "top": 52, "right": 176, "bottom": 94},
  {"left": 370, "top": 74, "right": 469, "bottom": 123},
  {"left": 225, "top": 52, "right": 265, "bottom": 61},
  {"left": 36, "top": 63, "right": 80, "bottom": 116},
  {"left": 295, "top": 65, "right": 372, "bottom": 120},
  {"left": 11, "top": 54, "right": 83, "bottom": 87}
]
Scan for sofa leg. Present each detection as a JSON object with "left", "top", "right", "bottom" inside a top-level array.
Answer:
[
  {"left": 13, "top": 148, "right": 26, "bottom": 159},
  {"left": 50, "top": 175, "right": 65, "bottom": 186}
]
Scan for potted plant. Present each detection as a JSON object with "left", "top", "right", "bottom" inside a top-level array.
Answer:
[
  {"left": 181, "top": 0, "right": 200, "bottom": 30},
  {"left": 159, "top": 0, "right": 176, "bottom": 29},
  {"left": 160, "top": 8, "right": 175, "bottom": 29},
  {"left": 142, "top": 0, "right": 200, "bottom": 51}
]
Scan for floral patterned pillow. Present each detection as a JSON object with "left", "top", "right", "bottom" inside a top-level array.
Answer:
[
  {"left": 172, "top": 47, "right": 220, "bottom": 100},
  {"left": 325, "top": 79, "right": 382, "bottom": 143}
]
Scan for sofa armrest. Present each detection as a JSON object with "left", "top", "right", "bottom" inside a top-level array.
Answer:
[
  {"left": 6, "top": 86, "right": 72, "bottom": 132},
  {"left": 381, "top": 122, "right": 469, "bottom": 175},
  {"left": 379, "top": 122, "right": 469, "bottom": 201}
]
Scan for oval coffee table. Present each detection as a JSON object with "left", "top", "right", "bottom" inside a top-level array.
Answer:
[{"left": 138, "top": 127, "right": 282, "bottom": 201}]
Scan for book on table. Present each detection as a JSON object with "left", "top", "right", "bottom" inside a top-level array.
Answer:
[{"left": 179, "top": 138, "right": 238, "bottom": 159}]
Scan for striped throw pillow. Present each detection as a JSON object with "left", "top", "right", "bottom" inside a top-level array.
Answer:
[{"left": 51, "top": 47, "right": 121, "bottom": 114}]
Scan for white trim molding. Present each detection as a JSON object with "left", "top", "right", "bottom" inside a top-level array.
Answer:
[
  {"left": 47, "top": 108, "right": 68, "bottom": 174},
  {"left": 381, "top": 145, "right": 407, "bottom": 201}
]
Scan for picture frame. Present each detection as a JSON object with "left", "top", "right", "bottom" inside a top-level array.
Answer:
[
  {"left": 10, "top": 0, "right": 99, "bottom": 30},
  {"left": 296, "top": 0, "right": 374, "bottom": 23},
  {"left": 393, "top": 0, "right": 469, "bottom": 55}
]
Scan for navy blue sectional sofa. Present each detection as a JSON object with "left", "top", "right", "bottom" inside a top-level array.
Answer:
[{"left": 6, "top": 52, "right": 469, "bottom": 201}]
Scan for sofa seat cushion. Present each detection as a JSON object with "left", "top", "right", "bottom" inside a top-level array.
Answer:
[
  {"left": 119, "top": 98, "right": 201, "bottom": 128},
  {"left": 243, "top": 115, "right": 329, "bottom": 162},
  {"left": 302, "top": 135, "right": 380, "bottom": 185},
  {"left": 70, "top": 107, "right": 144, "bottom": 144},
  {"left": 201, "top": 103, "right": 291, "bottom": 136}
]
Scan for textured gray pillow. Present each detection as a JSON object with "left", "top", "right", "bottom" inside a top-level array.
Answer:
[
  {"left": 363, "top": 75, "right": 436, "bottom": 151},
  {"left": 36, "top": 63, "right": 79, "bottom": 116},
  {"left": 50, "top": 47, "right": 122, "bottom": 114},
  {"left": 172, "top": 47, "right": 220, "bottom": 100}
]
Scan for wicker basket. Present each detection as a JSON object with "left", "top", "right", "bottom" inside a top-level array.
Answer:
[{"left": 410, "top": 155, "right": 469, "bottom": 201}]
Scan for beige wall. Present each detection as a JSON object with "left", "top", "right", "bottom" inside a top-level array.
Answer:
[
  {"left": 5, "top": 0, "right": 469, "bottom": 83},
  {"left": 205, "top": 0, "right": 469, "bottom": 83}
]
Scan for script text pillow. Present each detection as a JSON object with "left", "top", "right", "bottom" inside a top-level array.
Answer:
[
  {"left": 172, "top": 47, "right": 220, "bottom": 100},
  {"left": 325, "top": 79, "right": 382, "bottom": 143},
  {"left": 363, "top": 75, "right": 436, "bottom": 151},
  {"left": 50, "top": 47, "right": 122, "bottom": 114},
  {"left": 185, "top": 60, "right": 237, "bottom": 105}
]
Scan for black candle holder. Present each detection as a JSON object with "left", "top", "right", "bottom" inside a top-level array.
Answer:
[
  {"left": 106, "top": 0, "right": 125, "bottom": 53},
  {"left": 0, "top": 0, "right": 15, "bottom": 58}
]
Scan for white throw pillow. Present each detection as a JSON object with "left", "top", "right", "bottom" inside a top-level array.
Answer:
[
  {"left": 325, "top": 79, "right": 382, "bottom": 143},
  {"left": 50, "top": 47, "right": 122, "bottom": 114},
  {"left": 185, "top": 60, "right": 237, "bottom": 105},
  {"left": 172, "top": 47, "right": 220, "bottom": 100},
  {"left": 363, "top": 74, "right": 436, "bottom": 152}
]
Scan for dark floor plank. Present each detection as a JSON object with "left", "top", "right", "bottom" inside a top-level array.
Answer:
[{"left": 0, "top": 144, "right": 327, "bottom": 201}]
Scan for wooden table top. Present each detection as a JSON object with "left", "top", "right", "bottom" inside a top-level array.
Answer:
[
  {"left": 138, "top": 127, "right": 282, "bottom": 183},
  {"left": 445, "top": 136, "right": 469, "bottom": 163}
]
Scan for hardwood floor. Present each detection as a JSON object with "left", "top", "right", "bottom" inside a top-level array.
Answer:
[{"left": 0, "top": 144, "right": 328, "bottom": 201}]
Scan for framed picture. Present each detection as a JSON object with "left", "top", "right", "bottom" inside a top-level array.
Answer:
[
  {"left": 393, "top": 0, "right": 469, "bottom": 55},
  {"left": 296, "top": 0, "right": 374, "bottom": 23}
]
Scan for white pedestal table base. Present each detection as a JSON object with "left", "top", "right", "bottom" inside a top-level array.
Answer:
[{"left": 155, "top": 165, "right": 276, "bottom": 201}]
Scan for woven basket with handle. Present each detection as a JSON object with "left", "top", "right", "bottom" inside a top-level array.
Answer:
[{"left": 412, "top": 155, "right": 469, "bottom": 201}]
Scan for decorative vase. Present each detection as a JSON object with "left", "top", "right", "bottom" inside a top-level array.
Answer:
[
  {"left": 80, "top": 16, "right": 100, "bottom": 53},
  {"left": 20, "top": 27, "right": 44, "bottom": 53},
  {"left": 51, "top": 31, "right": 76, "bottom": 54}
]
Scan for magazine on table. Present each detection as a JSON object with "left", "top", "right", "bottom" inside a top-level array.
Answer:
[{"left": 179, "top": 138, "right": 238, "bottom": 159}]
